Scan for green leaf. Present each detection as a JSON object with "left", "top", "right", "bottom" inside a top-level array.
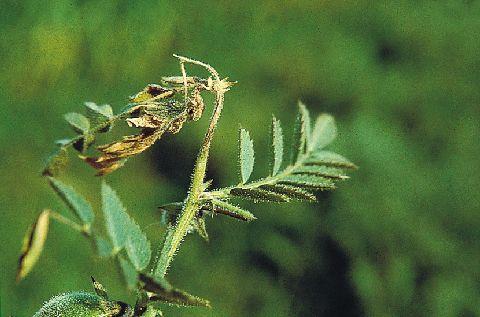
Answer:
[
  {"left": 192, "top": 217, "right": 209, "bottom": 241},
  {"left": 118, "top": 256, "right": 138, "bottom": 290},
  {"left": 101, "top": 182, "right": 151, "bottom": 269},
  {"left": 230, "top": 187, "right": 290, "bottom": 202},
  {"left": 305, "top": 151, "right": 357, "bottom": 169},
  {"left": 84, "top": 102, "right": 113, "bottom": 132},
  {"left": 270, "top": 116, "right": 283, "bottom": 176},
  {"left": 42, "top": 147, "right": 68, "bottom": 177},
  {"left": 292, "top": 165, "right": 349, "bottom": 179},
  {"left": 64, "top": 112, "right": 90, "bottom": 134},
  {"left": 126, "top": 223, "right": 152, "bottom": 271},
  {"left": 16, "top": 209, "right": 50, "bottom": 281},
  {"left": 211, "top": 199, "right": 256, "bottom": 221},
  {"left": 48, "top": 177, "right": 94, "bottom": 225},
  {"left": 259, "top": 184, "right": 317, "bottom": 202},
  {"left": 94, "top": 235, "right": 113, "bottom": 258},
  {"left": 101, "top": 182, "right": 130, "bottom": 250},
  {"left": 139, "top": 274, "right": 211, "bottom": 308},
  {"left": 154, "top": 224, "right": 175, "bottom": 279},
  {"left": 290, "top": 101, "right": 311, "bottom": 163},
  {"left": 309, "top": 114, "right": 337, "bottom": 151},
  {"left": 239, "top": 128, "right": 255, "bottom": 183},
  {"left": 279, "top": 174, "right": 336, "bottom": 190}
]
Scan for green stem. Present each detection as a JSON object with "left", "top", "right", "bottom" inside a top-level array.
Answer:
[
  {"left": 49, "top": 211, "right": 90, "bottom": 235},
  {"left": 155, "top": 56, "right": 226, "bottom": 278}
]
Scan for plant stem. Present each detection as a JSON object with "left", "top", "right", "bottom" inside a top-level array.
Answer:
[
  {"left": 49, "top": 211, "right": 89, "bottom": 235},
  {"left": 155, "top": 55, "right": 226, "bottom": 278}
]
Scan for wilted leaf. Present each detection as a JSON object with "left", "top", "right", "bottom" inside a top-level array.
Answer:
[
  {"left": 91, "top": 276, "right": 108, "bottom": 299},
  {"left": 83, "top": 130, "right": 162, "bottom": 176},
  {"left": 17, "top": 210, "right": 50, "bottom": 281},
  {"left": 48, "top": 177, "right": 95, "bottom": 225},
  {"left": 139, "top": 274, "right": 211, "bottom": 308},
  {"left": 42, "top": 147, "right": 68, "bottom": 176},
  {"left": 129, "top": 84, "right": 174, "bottom": 103},
  {"left": 239, "top": 128, "right": 255, "bottom": 184},
  {"left": 270, "top": 116, "right": 283, "bottom": 176}
]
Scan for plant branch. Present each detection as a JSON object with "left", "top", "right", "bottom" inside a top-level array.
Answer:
[{"left": 156, "top": 55, "right": 229, "bottom": 278}]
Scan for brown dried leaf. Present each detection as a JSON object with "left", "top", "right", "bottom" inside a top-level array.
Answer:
[
  {"left": 17, "top": 210, "right": 50, "bottom": 282},
  {"left": 129, "top": 84, "right": 174, "bottom": 103}
]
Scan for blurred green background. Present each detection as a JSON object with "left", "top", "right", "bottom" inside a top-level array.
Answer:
[{"left": 1, "top": 1, "right": 480, "bottom": 316}]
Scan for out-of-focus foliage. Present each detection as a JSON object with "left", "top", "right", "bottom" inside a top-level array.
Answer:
[{"left": 1, "top": 1, "right": 479, "bottom": 316}]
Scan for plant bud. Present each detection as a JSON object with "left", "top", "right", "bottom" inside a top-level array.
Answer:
[{"left": 33, "top": 292, "right": 133, "bottom": 317}]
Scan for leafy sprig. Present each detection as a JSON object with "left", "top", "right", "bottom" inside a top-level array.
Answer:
[{"left": 18, "top": 56, "right": 355, "bottom": 316}]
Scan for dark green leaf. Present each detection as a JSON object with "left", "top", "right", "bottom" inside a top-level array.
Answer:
[
  {"left": 139, "top": 274, "right": 211, "bottom": 308},
  {"left": 48, "top": 177, "right": 94, "bottom": 225},
  {"left": 270, "top": 116, "right": 283, "bottom": 176},
  {"left": 211, "top": 199, "right": 256, "bottom": 221},
  {"left": 239, "top": 128, "right": 255, "bottom": 183},
  {"left": 230, "top": 187, "right": 290, "bottom": 202},
  {"left": 259, "top": 184, "right": 317, "bottom": 202},
  {"left": 290, "top": 102, "right": 310, "bottom": 163},
  {"left": 279, "top": 174, "right": 336, "bottom": 190}
]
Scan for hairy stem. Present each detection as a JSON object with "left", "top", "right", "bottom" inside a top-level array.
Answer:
[{"left": 156, "top": 56, "right": 227, "bottom": 278}]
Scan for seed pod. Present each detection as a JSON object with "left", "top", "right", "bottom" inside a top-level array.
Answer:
[{"left": 33, "top": 292, "right": 133, "bottom": 317}]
